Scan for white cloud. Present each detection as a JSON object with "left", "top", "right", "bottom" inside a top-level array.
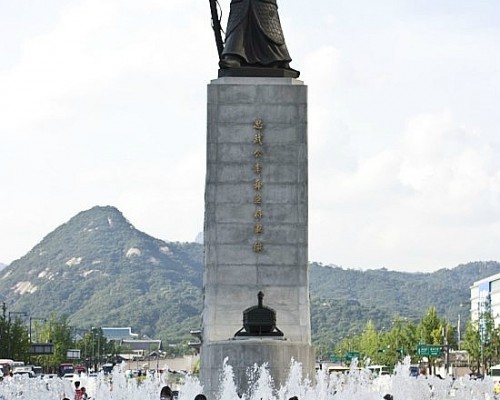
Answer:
[
  {"left": 1, "top": 0, "right": 500, "bottom": 272},
  {"left": 398, "top": 112, "right": 500, "bottom": 222},
  {"left": 310, "top": 110, "right": 500, "bottom": 270}
]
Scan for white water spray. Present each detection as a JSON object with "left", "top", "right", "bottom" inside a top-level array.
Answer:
[{"left": 0, "top": 358, "right": 495, "bottom": 400}]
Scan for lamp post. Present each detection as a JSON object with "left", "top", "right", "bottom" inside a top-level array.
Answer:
[
  {"left": 29, "top": 317, "right": 46, "bottom": 364},
  {"left": 8, "top": 311, "right": 28, "bottom": 324},
  {"left": 457, "top": 303, "right": 463, "bottom": 351},
  {"left": 391, "top": 317, "right": 409, "bottom": 361},
  {"left": 71, "top": 327, "right": 88, "bottom": 370}
]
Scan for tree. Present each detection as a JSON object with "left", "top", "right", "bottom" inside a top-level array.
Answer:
[
  {"left": 75, "top": 327, "right": 115, "bottom": 371},
  {"left": 490, "top": 326, "right": 500, "bottom": 367},
  {"left": 462, "top": 320, "right": 481, "bottom": 372},
  {"left": 359, "top": 321, "right": 379, "bottom": 364},
  {"left": 335, "top": 335, "right": 361, "bottom": 365},
  {"left": 7, "top": 318, "right": 30, "bottom": 361},
  {"left": 0, "top": 306, "right": 9, "bottom": 358},
  {"left": 38, "top": 314, "right": 74, "bottom": 371},
  {"left": 379, "top": 318, "right": 418, "bottom": 365},
  {"left": 417, "top": 306, "right": 443, "bottom": 345}
]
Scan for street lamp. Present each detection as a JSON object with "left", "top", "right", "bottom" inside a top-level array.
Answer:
[
  {"left": 457, "top": 303, "right": 463, "bottom": 351},
  {"left": 8, "top": 311, "right": 28, "bottom": 323},
  {"left": 28, "top": 317, "right": 46, "bottom": 363}
]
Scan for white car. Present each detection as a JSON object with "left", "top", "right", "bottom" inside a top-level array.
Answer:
[{"left": 62, "top": 373, "right": 76, "bottom": 381}]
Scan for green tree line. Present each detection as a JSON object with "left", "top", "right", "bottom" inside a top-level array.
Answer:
[
  {"left": 320, "top": 306, "right": 457, "bottom": 368},
  {"left": 4, "top": 303, "right": 500, "bottom": 375},
  {"left": 0, "top": 307, "right": 123, "bottom": 373},
  {"left": 461, "top": 311, "right": 500, "bottom": 374}
]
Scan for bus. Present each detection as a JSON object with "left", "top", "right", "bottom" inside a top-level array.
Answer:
[
  {"left": 102, "top": 363, "right": 114, "bottom": 374},
  {"left": 74, "top": 365, "right": 87, "bottom": 374},
  {"left": 490, "top": 364, "right": 500, "bottom": 383},
  {"left": 0, "top": 360, "right": 26, "bottom": 377},
  {"left": 58, "top": 363, "right": 74, "bottom": 377},
  {"left": 0, "top": 359, "right": 14, "bottom": 376},
  {"left": 327, "top": 365, "right": 351, "bottom": 375},
  {"left": 367, "top": 365, "right": 391, "bottom": 377}
]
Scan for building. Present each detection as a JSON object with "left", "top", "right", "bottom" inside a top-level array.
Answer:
[
  {"left": 101, "top": 327, "right": 139, "bottom": 341},
  {"left": 470, "top": 273, "right": 500, "bottom": 327},
  {"left": 101, "top": 327, "right": 161, "bottom": 360}
]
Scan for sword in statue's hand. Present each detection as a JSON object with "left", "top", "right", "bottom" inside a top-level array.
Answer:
[{"left": 209, "top": 0, "right": 224, "bottom": 59}]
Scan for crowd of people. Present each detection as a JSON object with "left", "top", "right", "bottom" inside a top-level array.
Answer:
[
  {"left": 159, "top": 385, "right": 207, "bottom": 400},
  {"left": 59, "top": 381, "right": 394, "bottom": 400},
  {"left": 61, "top": 380, "right": 88, "bottom": 400}
]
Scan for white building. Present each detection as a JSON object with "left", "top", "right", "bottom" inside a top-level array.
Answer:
[{"left": 470, "top": 273, "right": 500, "bottom": 327}]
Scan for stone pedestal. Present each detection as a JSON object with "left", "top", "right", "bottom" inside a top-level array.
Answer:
[
  {"left": 203, "top": 340, "right": 315, "bottom": 395},
  {"left": 201, "top": 77, "right": 314, "bottom": 395}
]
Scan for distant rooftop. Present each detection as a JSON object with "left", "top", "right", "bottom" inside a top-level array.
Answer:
[
  {"left": 471, "top": 272, "right": 500, "bottom": 288},
  {"left": 102, "top": 327, "right": 139, "bottom": 341},
  {"left": 122, "top": 339, "right": 162, "bottom": 351}
]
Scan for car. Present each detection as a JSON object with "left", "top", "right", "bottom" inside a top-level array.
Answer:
[
  {"left": 62, "top": 373, "right": 76, "bottom": 381},
  {"left": 13, "top": 371, "right": 35, "bottom": 378},
  {"left": 42, "top": 373, "right": 58, "bottom": 380},
  {"left": 469, "top": 372, "right": 484, "bottom": 380},
  {"left": 409, "top": 365, "right": 420, "bottom": 377}
]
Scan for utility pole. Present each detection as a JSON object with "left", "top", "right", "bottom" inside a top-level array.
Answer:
[
  {"left": 442, "top": 325, "right": 449, "bottom": 375},
  {"left": 457, "top": 303, "right": 463, "bottom": 351}
]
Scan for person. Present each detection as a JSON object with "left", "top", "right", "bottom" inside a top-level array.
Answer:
[
  {"left": 494, "top": 380, "right": 500, "bottom": 395},
  {"left": 74, "top": 381, "right": 83, "bottom": 400},
  {"left": 219, "top": 0, "right": 294, "bottom": 70},
  {"left": 81, "top": 387, "right": 88, "bottom": 400},
  {"left": 136, "top": 370, "right": 146, "bottom": 384},
  {"left": 194, "top": 395, "right": 207, "bottom": 400},
  {"left": 160, "top": 385, "right": 172, "bottom": 400}
]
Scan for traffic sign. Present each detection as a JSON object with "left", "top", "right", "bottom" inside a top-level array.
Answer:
[
  {"left": 345, "top": 351, "right": 360, "bottom": 360},
  {"left": 31, "top": 342, "right": 54, "bottom": 355},
  {"left": 417, "top": 344, "right": 442, "bottom": 357}
]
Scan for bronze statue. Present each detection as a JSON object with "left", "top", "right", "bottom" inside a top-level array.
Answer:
[{"left": 210, "top": 0, "right": 298, "bottom": 76}]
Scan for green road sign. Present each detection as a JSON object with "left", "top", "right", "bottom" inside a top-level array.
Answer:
[
  {"left": 429, "top": 346, "right": 442, "bottom": 356},
  {"left": 417, "top": 344, "right": 442, "bottom": 357},
  {"left": 345, "top": 351, "right": 360, "bottom": 360}
]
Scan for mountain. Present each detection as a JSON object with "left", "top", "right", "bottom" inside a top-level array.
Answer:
[
  {"left": 0, "top": 206, "right": 203, "bottom": 344},
  {"left": 309, "top": 261, "right": 500, "bottom": 345},
  {"left": 1, "top": 205, "right": 498, "bottom": 347}
]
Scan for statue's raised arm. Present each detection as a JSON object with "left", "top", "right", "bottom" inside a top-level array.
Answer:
[{"left": 211, "top": 0, "right": 299, "bottom": 78}]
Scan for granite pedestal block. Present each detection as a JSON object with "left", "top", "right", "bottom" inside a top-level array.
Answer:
[{"left": 201, "top": 77, "right": 314, "bottom": 395}]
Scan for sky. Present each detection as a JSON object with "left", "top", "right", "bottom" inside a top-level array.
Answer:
[{"left": 1, "top": 0, "right": 500, "bottom": 272}]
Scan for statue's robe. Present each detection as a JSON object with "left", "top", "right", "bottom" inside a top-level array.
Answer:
[{"left": 222, "top": 0, "right": 292, "bottom": 67}]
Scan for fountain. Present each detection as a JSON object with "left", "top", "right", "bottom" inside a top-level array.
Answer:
[{"left": 0, "top": 359, "right": 494, "bottom": 400}]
